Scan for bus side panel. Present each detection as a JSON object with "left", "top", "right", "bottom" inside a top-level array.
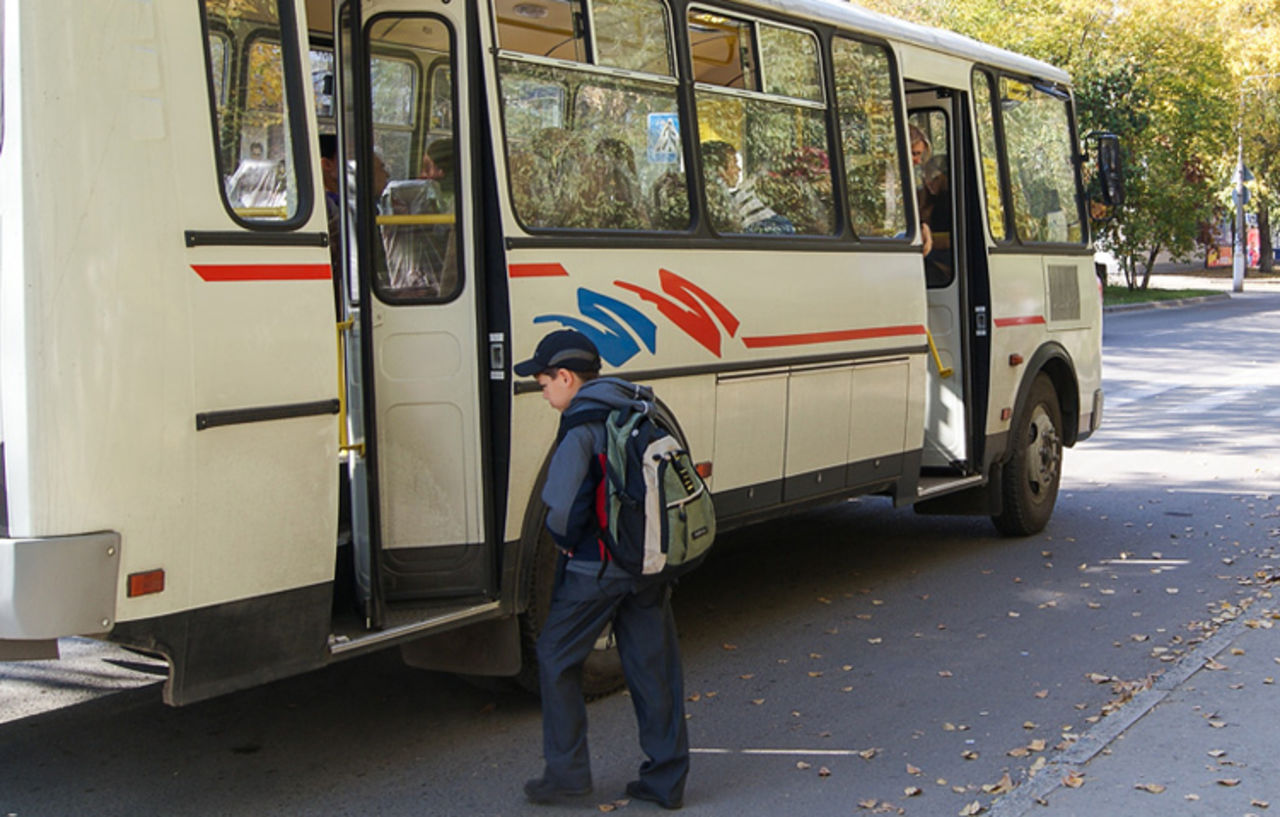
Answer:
[
  {"left": 1, "top": 2, "right": 338, "bottom": 637},
  {"left": 985, "top": 252, "right": 1100, "bottom": 449}
]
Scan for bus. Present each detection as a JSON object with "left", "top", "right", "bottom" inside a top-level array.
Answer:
[{"left": 0, "top": 0, "right": 1120, "bottom": 704}]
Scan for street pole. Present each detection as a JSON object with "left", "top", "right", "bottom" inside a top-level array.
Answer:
[{"left": 1233, "top": 135, "right": 1246, "bottom": 294}]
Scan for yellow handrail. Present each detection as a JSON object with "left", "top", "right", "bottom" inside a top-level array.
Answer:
[
  {"left": 234, "top": 206, "right": 289, "bottom": 219},
  {"left": 925, "top": 327, "right": 954, "bottom": 379},
  {"left": 375, "top": 213, "right": 456, "bottom": 226}
]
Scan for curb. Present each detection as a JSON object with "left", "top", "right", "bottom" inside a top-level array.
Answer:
[
  {"left": 1103, "top": 293, "right": 1231, "bottom": 314},
  {"left": 987, "top": 613, "right": 1253, "bottom": 816}
]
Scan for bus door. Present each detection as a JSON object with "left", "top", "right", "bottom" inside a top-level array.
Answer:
[
  {"left": 908, "top": 91, "right": 970, "bottom": 471},
  {"left": 337, "top": 1, "right": 492, "bottom": 625}
]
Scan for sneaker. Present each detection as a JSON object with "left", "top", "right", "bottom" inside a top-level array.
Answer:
[
  {"left": 524, "top": 777, "right": 592, "bottom": 805},
  {"left": 625, "top": 780, "right": 683, "bottom": 810}
]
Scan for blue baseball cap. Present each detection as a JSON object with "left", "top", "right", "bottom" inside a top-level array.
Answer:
[{"left": 514, "top": 330, "right": 601, "bottom": 377}]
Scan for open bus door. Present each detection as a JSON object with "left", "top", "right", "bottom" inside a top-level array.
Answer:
[{"left": 333, "top": 0, "right": 496, "bottom": 635}]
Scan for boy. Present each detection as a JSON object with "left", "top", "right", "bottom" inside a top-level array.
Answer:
[{"left": 515, "top": 329, "right": 689, "bottom": 810}]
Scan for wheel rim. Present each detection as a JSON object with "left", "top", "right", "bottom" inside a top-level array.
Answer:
[{"left": 1024, "top": 404, "right": 1061, "bottom": 503}]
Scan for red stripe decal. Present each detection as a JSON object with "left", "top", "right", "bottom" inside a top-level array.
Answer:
[
  {"left": 192, "top": 264, "right": 331, "bottom": 282},
  {"left": 741, "top": 324, "right": 927, "bottom": 349},
  {"left": 993, "top": 315, "right": 1047, "bottom": 328},
  {"left": 510, "top": 263, "right": 569, "bottom": 278}
]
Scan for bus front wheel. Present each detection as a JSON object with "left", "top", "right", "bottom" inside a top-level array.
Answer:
[
  {"left": 993, "top": 373, "right": 1063, "bottom": 536},
  {"left": 515, "top": 521, "right": 626, "bottom": 699}
]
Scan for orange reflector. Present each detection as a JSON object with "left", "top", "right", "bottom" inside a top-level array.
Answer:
[
  {"left": 1001, "top": 408, "right": 1013, "bottom": 421},
  {"left": 695, "top": 461, "right": 713, "bottom": 479},
  {"left": 127, "top": 569, "right": 165, "bottom": 598},
  {"left": 1009, "top": 353, "right": 1024, "bottom": 366}
]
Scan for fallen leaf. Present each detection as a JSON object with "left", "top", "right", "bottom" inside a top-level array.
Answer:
[
  {"left": 939, "top": 670, "right": 954, "bottom": 678},
  {"left": 1029, "top": 739, "right": 1047, "bottom": 752},
  {"left": 817, "top": 596, "right": 831, "bottom": 604},
  {"left": 1007, "top": 746, "right": 1031, "bottom": 758},
  {"left": 962, "top": 750, "right": 979, "bottom": 760},
  {"left": 907, "top": 764, "right": 922, "bottom": 775},
  {"left": 1087, "top": 672, "right": 1114, "bottom": 684},
  {"left": 1063, "top": 770, "right": 1086, "bottom": 788},
  {"left": 1035, "top": 689, "right": 1050, "bottom": 699},
  {"left": 722, "top": 643, "right": 738, "bottom": 651},
  {"left": 983, "top": 773, "right": 1015, "bottom": 795},
  {"left": 1205, "top": 659, "right": 1229, "bottom": 671},
  {"left": 808, "top": 671, "right": 823, "bottom": 678},
  {"left": 904, "top": 786, "right": 923, "bottom": 797},
  {"left": 1134, "top": 783, "right": 1166, "bottom": 794},
  {"left": 1185, "top": 793, "right": 1200, "bottom": 801},
  {"left": 1023, "top": 721, "right": 1038, "bottom": 730},
  {"left": 751, "top": 699, "right": 765, "bottom": 706},
  {"left": 598, "top": 804, "right": 616, "bottom": 813},
  {"left": 858, "top": 798, "right": 879, "bottom": 810},
  {"left": 1251, "top": 799, "right": 1270, "bottom": 808},
  {"left": 739, "top": 674, "right": 754, "bottom": 680},
  {"left": 1209, "top": 720, "right": 1227, "bottom": 728},
  {"left": 687, "top": 693, "right": 701, "bottom": 702},
  {"left": 959, "top": 801, "right": 985, "bottom": 816},
  {"left": 1207, "top": 749, "right": 1227, "bottom": 758},
  {"left": 796, "top": 761, "right": 812, "bottom": 770},
  {"left": 818, "top": 766, "right": 831, "bottom": 777},
  {"left": 867, "top": 637, "right": 883, "bottom": 645},
  {"left": 859, "top": 748, "right": 879, "bottom": 760},
  {"left": 1217, "top": 778, "right": 1241, "bottom": 787}
]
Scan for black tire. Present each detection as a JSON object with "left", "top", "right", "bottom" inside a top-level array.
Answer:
[
  {"left": 514, "top": 520, "right": 625, "bottom": 699},
  {"left": 993, "top": 373, "right": 1063, "bottom": 536}
]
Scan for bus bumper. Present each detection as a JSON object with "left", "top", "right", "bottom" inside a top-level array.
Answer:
[{"left": 0, "top": 532, "right": 121, "bottom": 644}]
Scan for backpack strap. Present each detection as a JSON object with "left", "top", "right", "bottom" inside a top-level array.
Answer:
[{"left": 556, "top": 407, "right": 612, "bottom": 444}]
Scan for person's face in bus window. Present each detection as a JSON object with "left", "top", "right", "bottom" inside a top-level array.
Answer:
[
  {"left": 720, "top": 152, "right": 741, "bottom": 188},
  {"left": 911, "top": 139, "right": 928, "bottom": 167}
]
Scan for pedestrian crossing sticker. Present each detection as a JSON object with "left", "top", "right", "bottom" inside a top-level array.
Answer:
[{"left": 648, "top": 113, "right": 680, "bottom": 164}]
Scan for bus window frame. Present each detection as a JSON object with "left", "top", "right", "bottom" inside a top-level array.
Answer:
[
  {"left": 979, "top": 67, "right": 1089, "bottom": 252},
  {"left": 197, "top": 0, "right": 315, "bottom": 232},
  {"left": 364, "top": 11, "right": 465, "bottom": 307},
  {"left": 828, "top": 31, "right": 912, "bottom": 246}
]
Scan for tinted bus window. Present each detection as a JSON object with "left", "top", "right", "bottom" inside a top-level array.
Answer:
[
  {"left": 366, "top": 16, "right": 461, "bottom": 302},
  {"left": 498, "top": 0, "right": 688, "bottom": 232},
  {"left": 1000, "top": 79, "right": 1082, "bottom": 244},
  {"left": 832, "top": 37, "right": 905, "bottom": 239},
  {"left": 690, "top": 10, "right": 834, "bottom": 236},
  {"left": 201, "top": 0, "right": 305, "bottom": 225}
]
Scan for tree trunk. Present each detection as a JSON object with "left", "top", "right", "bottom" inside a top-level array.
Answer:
[
  {"left": 1260, "top": 200, "right": 1273, "bottom": 274},
  {"left": 1139, "top": 243, "right": 1161, "bottom": 290}
]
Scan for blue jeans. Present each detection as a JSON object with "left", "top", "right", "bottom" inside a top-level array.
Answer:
[{"left": 536, "top": 568, "right": 689, "bottom": 803}]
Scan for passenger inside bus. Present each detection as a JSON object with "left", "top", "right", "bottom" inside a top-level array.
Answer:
[
  {"left": 700, "top": 140, "right": 794, "bottom": 235},
  {"left": 919, "top": 154, "right": 954, "bottom": 287}
]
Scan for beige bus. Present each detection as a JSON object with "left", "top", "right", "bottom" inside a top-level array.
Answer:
[{"left": 0, "top": 0, "right": 1119, "bottom": 703}]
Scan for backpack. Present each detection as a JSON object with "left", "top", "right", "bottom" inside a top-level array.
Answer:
[{"left": 559, "top": 402, "right": 716, "bottom": 578}]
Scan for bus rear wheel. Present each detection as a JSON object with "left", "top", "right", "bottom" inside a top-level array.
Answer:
[
  {"left": 993, "top": 373, "right": 1063, "bottom": 536},
  {"left": 515, "top": 522, "right": 625, "bottom": 699}
]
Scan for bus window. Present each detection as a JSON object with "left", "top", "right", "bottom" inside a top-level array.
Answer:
[
  {"left": 593, "top": 0, "right": 674, "bottom": 76},
  {"left": 497, "top": 0, "right": 689, "bottom": 232},
  {"left": 311, "top": 48, "right": 336, "bottom": 123},
  {"left": 832, "top": 37, "right": 906, "bottom": 239},
  {"left": 971, "top": 70, "right": 1008, "bottom": 241},
  {"left": 200, "top": 0, "right": 306, "bottom": 225},
  {"left": 999, "top": 79, "right": 1083, "bottom": 244},
  {"left": 366, "top": 15, "right": 461, "bottom": 303},
  {"left": 429, "top": 65, "right": 453, "bottom": 134},
  {"left": 496, "top": 0, "right": 587, "bottom": 61},
  {"left": 910, "top": 109, "right": 954, "bottom": 288},
  {"left": 690, "top": 11, "right": 834, "bottom": 236}
]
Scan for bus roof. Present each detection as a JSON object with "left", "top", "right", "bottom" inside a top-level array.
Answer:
[{"left": 741, "top": 0, "right": 1073, "bottom": 87}]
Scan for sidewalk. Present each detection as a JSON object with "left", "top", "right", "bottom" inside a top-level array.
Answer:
[{"left": 990, "top": 608, "right": 1280, "bottom": 816}]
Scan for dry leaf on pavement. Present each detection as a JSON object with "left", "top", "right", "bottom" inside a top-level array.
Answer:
[
  {"left": 1134, "top": 783, "right": 1166, "bottom": 794},
  {"left": 1063, "top": 770, "right": 1086, "bottom": 788}
]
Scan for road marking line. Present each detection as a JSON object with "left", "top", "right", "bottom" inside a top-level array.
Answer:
[{"left": 691, "top": 748, "right": 866, "bottom": 756}]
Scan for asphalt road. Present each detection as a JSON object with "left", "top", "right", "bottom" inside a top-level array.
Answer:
[{"left": 2, "top": 292, "right": 1278, "bottom": 817}]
